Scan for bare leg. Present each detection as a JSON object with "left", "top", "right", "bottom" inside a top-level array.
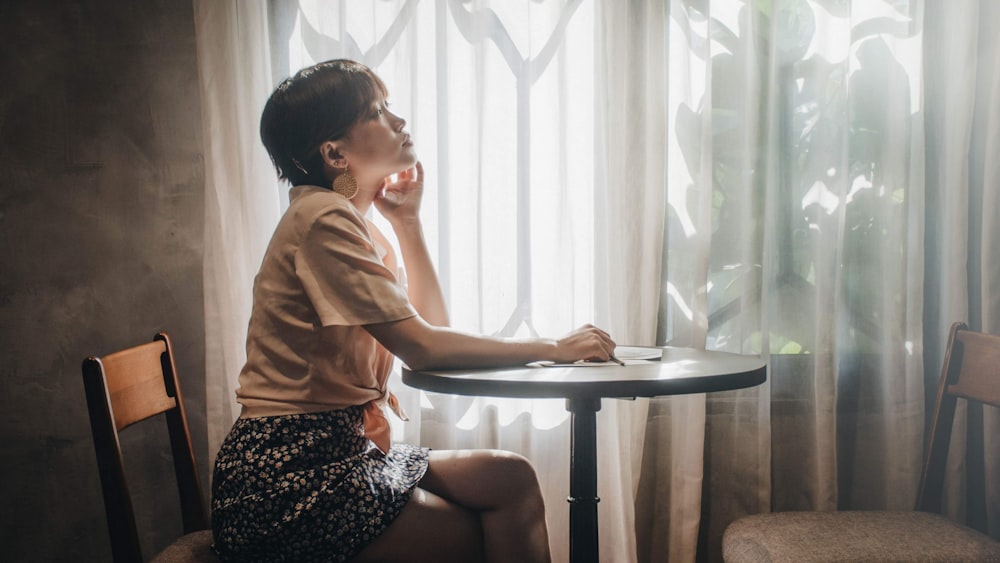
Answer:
[
  {"left": 352, "top": 486, "right": 485, "bottom": 563},
  {"left": 419, "top": 449, "right": 552, "bottom": 563},
  {"left": 352, "top": 449, "right": 550, "bottom": 563}
]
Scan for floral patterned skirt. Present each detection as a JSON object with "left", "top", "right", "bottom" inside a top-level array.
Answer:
[{"left": 211, "top": 406, "right": 430, "bottom": 562}]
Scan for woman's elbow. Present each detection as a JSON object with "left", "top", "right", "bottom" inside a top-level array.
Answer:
[
  {"left": 365, "top": 318, "right": 440, "bottom": 371},
  {"left": 395, "top": 336, "right": 448, "bottom": 371}
]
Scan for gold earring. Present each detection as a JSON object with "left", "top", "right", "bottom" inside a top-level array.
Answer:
[{"left": 332, "top": 169, "right": 358, "bottom": 199}]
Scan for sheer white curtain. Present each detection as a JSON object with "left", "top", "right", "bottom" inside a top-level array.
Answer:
[
  {"left": 195, "top": 0, "right": 1000, "bottom": 561},
  {"left": 637, "top": 3, "right": 929, "bottom": 560},
  {"left": 196, "top": 1, "right": 650, "bottom": 561},
  {"left": 194, "top": 0, "right": 280, "bottom": 457},
  {"left": 634, "top": 1, "right": 999, "bottom": 561},
  {"left": 635, "top": 1, "right": 999, "bottom": 561}
]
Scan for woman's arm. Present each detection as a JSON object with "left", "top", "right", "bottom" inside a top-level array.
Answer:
[
  {"left": 365, "top": 316, "right": 616, "bottom": 371},
  {"left": 370, "top": 161, "right": 614, "bottom": 369},
  {"left": 390, "top": 218, "right": 449, "bottom": 326},
  {"left": 374, "top": 162, "right": 449, "bottom": 326}
]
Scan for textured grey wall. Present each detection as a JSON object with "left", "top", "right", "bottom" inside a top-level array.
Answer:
[{"left": 0, "top": 1, "right": 208, "bottom": 560}]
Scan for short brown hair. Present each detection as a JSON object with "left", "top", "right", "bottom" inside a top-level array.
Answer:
[{"left": 260, "top": 59, "right": 388, "bottom": 186}]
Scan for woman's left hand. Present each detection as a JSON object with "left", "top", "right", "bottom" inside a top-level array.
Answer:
[{"left": 374, "top": 161, "right": 424, "bottom": 225}]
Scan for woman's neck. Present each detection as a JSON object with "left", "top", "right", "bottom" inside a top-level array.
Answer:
[{"left": 345, "top": 177, "right": 383, "bottom": 215}]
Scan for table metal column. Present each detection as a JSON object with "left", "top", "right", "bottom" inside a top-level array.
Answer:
[{"left": 567, "top": 397, "right": 602, "bottom": 563}]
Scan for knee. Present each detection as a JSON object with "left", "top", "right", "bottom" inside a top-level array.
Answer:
[{"left": 489, "top": 450, "right": 542, "bottom": 497}]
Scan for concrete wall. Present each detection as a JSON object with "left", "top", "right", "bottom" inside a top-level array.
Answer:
[{"left": 0, "top": 1, "right": 208, "bottom": 560}]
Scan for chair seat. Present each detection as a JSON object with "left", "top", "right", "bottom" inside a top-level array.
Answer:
[
  {"left": 150, "top": 530, "right": 218, "bottom": 562},
  {"left": 723, "top": 511, "right": 1000, "bottom": 562}
]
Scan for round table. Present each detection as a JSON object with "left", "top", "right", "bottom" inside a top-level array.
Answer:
[{"left": 402, "top": 346, "right": 767, "bottom": 563}]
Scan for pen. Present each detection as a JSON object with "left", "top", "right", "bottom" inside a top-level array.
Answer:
[{"left": 609, "top": 355, "right": 626, "bottom": 366}]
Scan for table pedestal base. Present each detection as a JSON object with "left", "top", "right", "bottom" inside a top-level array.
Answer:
[{"left": 567, "top": 397, "right": 602, "bottom": 563}]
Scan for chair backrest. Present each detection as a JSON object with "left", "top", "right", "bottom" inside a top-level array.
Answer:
[
  {"left": 82, "top": 332, "right": 209, "bottom": 562},
  {"left": 916, "top": 322, "right": 1000, "bottom": 527}
]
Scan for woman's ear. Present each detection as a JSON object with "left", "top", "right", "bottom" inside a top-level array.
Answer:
[{"left": 319, "top": 141, "right": 347, "bottom": 170}]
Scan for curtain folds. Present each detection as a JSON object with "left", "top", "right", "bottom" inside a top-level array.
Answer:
[
  {"left": 195, "top": 1, "right": 1000, "bottom": 561},
  {"left": 922, "top": 0, "right": 1000, "bottom": 536},
  {"left": 193, "top": 0, "right": 281, "bottom": 462},
  {"left": 593, "top": 1, "right": 669, "bottom": 558}
]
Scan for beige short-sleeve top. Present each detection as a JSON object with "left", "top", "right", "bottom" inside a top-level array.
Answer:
[{"left": 236, "top": 185, "right": 417, "bottom": 419}]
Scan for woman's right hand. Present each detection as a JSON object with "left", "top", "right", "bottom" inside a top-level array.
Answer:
[
  {"left": 374, "top": 162, "right": 424, "bottom": 227},
  {"left": 552, "top": 324, "right": 617, "bottom": 363}
]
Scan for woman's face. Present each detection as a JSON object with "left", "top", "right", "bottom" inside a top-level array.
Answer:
[{"left": 337, "top": 96, "right": 417, "bottom": 179}]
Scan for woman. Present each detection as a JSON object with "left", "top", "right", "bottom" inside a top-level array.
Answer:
[{"left": 211, "top": 59, "right": 617, "bottom": 563}]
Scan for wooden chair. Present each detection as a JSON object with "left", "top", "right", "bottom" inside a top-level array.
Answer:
[
  {"left": 723, "top": 322, "right": 1000, "bottom": 562},
  {"left": 82, "top": 332, "right": 217, "bottom": 562}
]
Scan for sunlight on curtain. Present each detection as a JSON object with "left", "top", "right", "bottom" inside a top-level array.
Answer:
[
  {"left": 635, "top": 1, "right": 929, "bottom": 560},
  {"left": 262, "top": 1, "right": 648, "bottom": 561},
  {"left": 194, "top": 0, "right": 281, "bottom": 461}
]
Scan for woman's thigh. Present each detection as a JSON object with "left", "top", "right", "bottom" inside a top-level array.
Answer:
[
  {"left": 419, "top": 449, "right": 542, "bottom": 510},
  {"left": 350, "top": 486, "right": 484, "bottom": 563}
]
